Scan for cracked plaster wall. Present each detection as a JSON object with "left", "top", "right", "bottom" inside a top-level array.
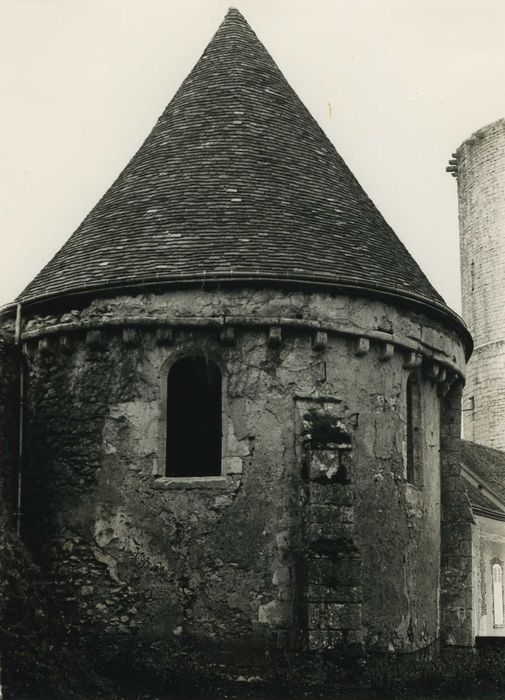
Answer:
[{"left": 15, "top": 287, "right": 467, "bottom": 673}]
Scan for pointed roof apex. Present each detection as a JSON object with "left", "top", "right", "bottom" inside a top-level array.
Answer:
[
  {"left": 225, "top": 7, "right": 245, "bottom": 17},
  {"left": 15, "top": 9, "right": 471, "bottom": 353},
  {"left": 215, "top": 7, "right": 256, "bottom": 37},
  {"left": 217, "top": 7, "right": 251, "bottom": 29},
  {"left": 215, "top": 7, "right": 259, "bottom": 38}
]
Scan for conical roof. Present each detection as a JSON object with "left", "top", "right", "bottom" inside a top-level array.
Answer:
[{"left": 18, "top": 9, "right": 461, "bottom": 334}]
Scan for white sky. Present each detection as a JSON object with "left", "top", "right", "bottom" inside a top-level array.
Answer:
[{"left": 1, "top": 0, "right": 505, "bottom": 312}]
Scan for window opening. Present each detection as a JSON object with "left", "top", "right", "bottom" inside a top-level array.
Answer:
[
  {"left": 492, "top": 561, "right": 504, "bottom": 627},
  {"left": 405, "top": 373, "right": 422, "bottom": 484},
  {"left": 166, "top": 356, "right": 222, "bottom": 477}
]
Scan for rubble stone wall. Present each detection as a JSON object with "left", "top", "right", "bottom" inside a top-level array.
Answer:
[
  {"left": 440, "top": 381, "right": 475, "bottom": 647},
  {"left": 0, "top": 335, "right": 18, "bottom": 527},
  {"left": 15, "top": 287, "right": 467, "bottom": 679}
]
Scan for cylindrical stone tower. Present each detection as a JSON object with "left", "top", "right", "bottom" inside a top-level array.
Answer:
[{"left": 456, "top": 118, "right": 505, "bottom": 448}]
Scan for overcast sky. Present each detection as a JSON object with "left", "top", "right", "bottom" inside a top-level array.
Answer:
[{"left": 1, "top": 0, "right": 505, "bottom": 313}]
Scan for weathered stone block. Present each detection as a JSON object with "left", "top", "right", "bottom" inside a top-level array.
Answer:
[
  {"left": 59, "top": 335, "right": 72, "bottom": 353},
  {"left": 308, "top": 484, "right": 353, "bottom": 506},
  {"left": 344, "top": 629, "right": 364, "bottom": 647},
  {"left": 379, "top": 342, "right": 394, "bottom": 362},
  {"left": 354, "top": 337, "right": 370, "bottom": 356},
  {"left": 308, "top": 556, "right": 361, "bottom": 587},
  {"left": 442, "top": 505, "right": 473, "bottom": 523},
  {"left": 424, "top": 362, "right": 440, "bottom": 381},
  {"left": 307, "top": 520, "right": 354, "bottom": 543},
  {"left": 155, "top": 327, "right": 173, "bottom": 345},
  {"left": 38, "top": 337, "right": 51, "bottom": 355},
  {"left": 307, "top": 450, "right": 339, "bottom": 481},
  {"left": 312, "top": 330, "right": 328, "bottom": 351},
  {"left": 267, "top": 326, "right": 282, "bottom": 347},
  {"left": 86, "top": 330, "right": 105, "bottom": 350},
  {"left": 220, "top": 326, "right": 235, "bottom": 346},
  {"left": 326, "top": 602, "right": 362, "bottom": 630},
  {"left": 308, "top": 629, "right": 343, "bottom": 650},
  {"left": 222, "top": 455, "right": 243, "bottom": 474},
  {"left": 122, "top": 328, "right": 140, "bottom": 347},
  {"left": 258, "top": 600, "right": 292, "bottom": 626},
  {"left": 441, "top": 527, "right": 473, "bottom": 556},
  {"left": 441, "top": 607, "right": 473, "bottom": 647},
  {"left": 403, "top": 351, "right": 422, "bottom": 369},
  {"left": 308, "top": 602, "right": 361, "bottom": 630},
  {"left": 308, "top": 505, "right": 354, "bottom": 524},
  {"left": 272, "top": 565, "right": 291, "bottom": 586},
  {"left": 306, "top": 584, "right": 361, "bottom": 603},
  {"left": 441, "top": 555, "right": 473, "bottom": 580}
]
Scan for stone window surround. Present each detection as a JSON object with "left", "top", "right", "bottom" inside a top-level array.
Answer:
[
  {"left": 165, "top": 355, "right": 222, "bottom": 478},
  {"left": 491, "top": 557, "right": 505, "bottom": 628},
  {"left": 153, "top": 348, "right": 235, "bottom": 490}
]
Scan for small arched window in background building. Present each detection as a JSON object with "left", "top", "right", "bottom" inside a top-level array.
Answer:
[
  {"left": 166, "top": 356, "right": 222, "bottom": 477},
  {"left": 405, "top": 373, "right": 423, "bottom": 484},
  {"left": 492, "top": 561, "right": 504, "bottom": 627}
]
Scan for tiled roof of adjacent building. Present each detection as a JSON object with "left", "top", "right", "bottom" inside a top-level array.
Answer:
[
  {"left": 15, "top": 8, "right": 467, "bottom": 338},
  {"left": 461, "top": 439, "right": 505, "bottom": 515},
  {"left": 464, "top": 479, "right": 501, "bottom": 513}
]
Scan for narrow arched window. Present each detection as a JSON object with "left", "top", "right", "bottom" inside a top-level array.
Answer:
[
  {"left": 166, "top": 357, "right": 222, "bottom": 477},
  {"left": 492, "top": 561, "right": 504, "bottom": 627},
  {"left": 405, "top": 373, "right": 422, "bottom": 484}
]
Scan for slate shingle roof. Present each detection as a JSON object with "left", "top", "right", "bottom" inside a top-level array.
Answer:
[
  {"left": 463, "top": 479, "right": 502, "bottom": 512},
  {"left": 17, "top": 8, "right": 466, "bottom": 337},
  {"left": 461, "top": 439, "right": 505, "bottom": 508}
]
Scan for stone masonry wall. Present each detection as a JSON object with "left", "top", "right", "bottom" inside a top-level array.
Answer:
[
  {"left": 295, "top": 399, "right": 362, "bottom": 655},
  {"left": 0, "top": 336, "right": 19, "bottom": 620},
  {"left": 457, "top": 118, "right": 505, "bottom": 449},
  {"left": 0, "top": 336, "right": 18, "bottom": 528},
  {"left": 0, "top": 337, "right": 23, "bottom": 684},
  {"left": 14, "top": 287, "right": 466, "bottom": 685},
  {"left": 440, "top": 380, "right": 475, "bottom": 647}
]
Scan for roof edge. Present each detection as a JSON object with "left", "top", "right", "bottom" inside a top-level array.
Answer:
[
  {"left": 2, "top": 274, "right": 473, "bottom": 358},
  {"left": 472, "top": 505, "right": 505, "bottom": 522},
  {"left": 462, "top": 463, "right": 505, "bottom": 514}
]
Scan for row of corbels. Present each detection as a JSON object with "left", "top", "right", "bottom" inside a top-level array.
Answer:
[
  {"left": 31, "top": 328, "right": 172, "bottom": 355},
  {"left": 30, "top": 325, "right": 311, "bottom": 353},
  {"left": 27, "top": 327, "right": 461, "bottom": 393},
  {"left": 222, "top": 325, "right": 323, "bottom": 348},
  {"left": 32, "top": 327, "right": 390, "bottom": 354},
  {"left": 446, "top": 152, "right": 458, "bottom": 178},
  {"left": 354, "top": 336, "right": 460, "bottom": 395}
]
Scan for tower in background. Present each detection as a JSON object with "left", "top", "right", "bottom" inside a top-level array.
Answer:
[{"left": 455, "top": 118, "right": 505, "bottom": 449}]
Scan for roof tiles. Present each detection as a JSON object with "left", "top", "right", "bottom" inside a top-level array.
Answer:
[{"left": 461, "top": 439, "right": 505, "bottom": 507}]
